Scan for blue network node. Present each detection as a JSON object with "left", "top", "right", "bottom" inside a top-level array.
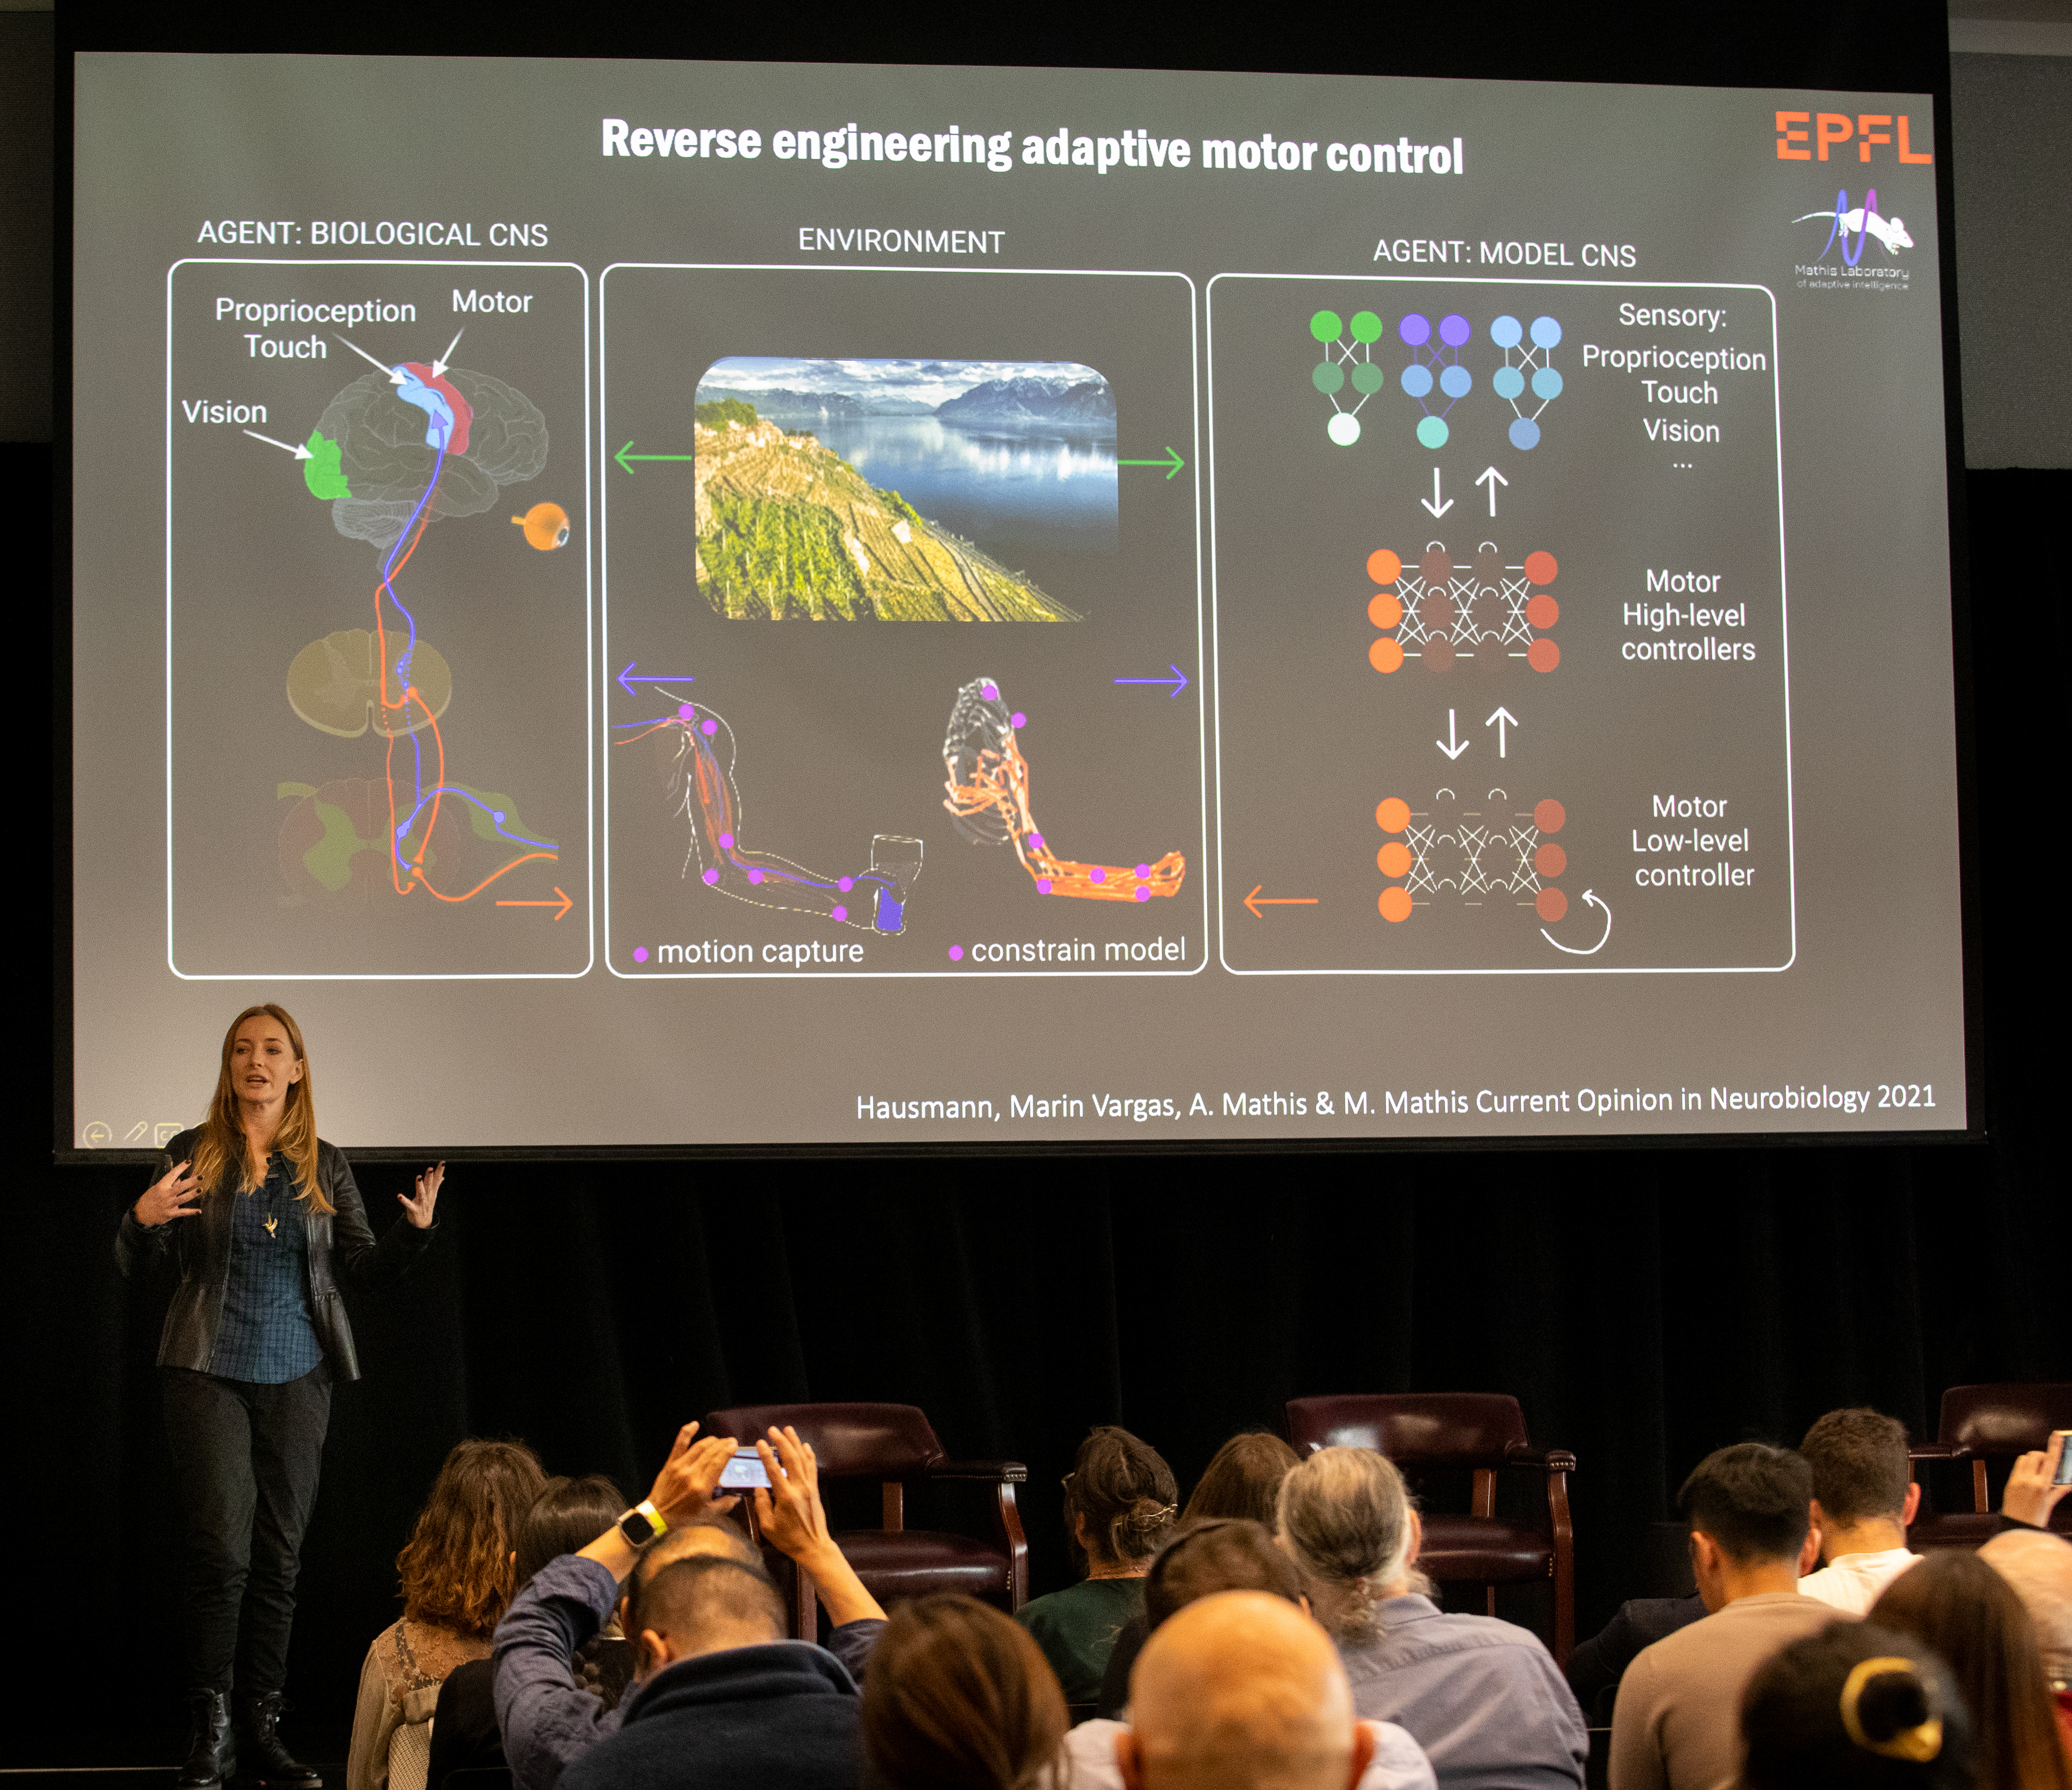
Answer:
[
  {"left": 1396, "top": 311, "right": 1473, "bottom": 451},
  {"left": 1491, "top": 314, "right": 1561, "bottom": 449}
]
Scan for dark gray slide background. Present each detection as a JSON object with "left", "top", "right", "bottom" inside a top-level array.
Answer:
[{"left": 73, "top": 55, "right": 1964, "bottom": 1147}]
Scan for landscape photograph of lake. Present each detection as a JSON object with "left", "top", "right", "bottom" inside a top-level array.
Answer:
[{"left": 689, "top": 356, "right": 1118, "bottom": 621}]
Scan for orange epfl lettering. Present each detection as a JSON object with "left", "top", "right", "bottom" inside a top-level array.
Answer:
[
  {"left": 1776, "top": 108, "right": 1931, "bottom": 164},
  {"left": 1776, "top": 111, "right": 1811, "bottom": 159}
]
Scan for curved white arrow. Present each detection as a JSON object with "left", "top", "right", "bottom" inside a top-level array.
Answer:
[{"left": 1542, "top": 888, "right": 1612, "bottom": 955}]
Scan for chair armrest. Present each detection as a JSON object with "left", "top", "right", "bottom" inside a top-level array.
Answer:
[
  {"left": 929, "top": 1458, "right": 1029, "bottom": 1483},
  {"left": 1505, "top": 1445, "right": 1578, "bottom": 1472},
  {"left": 1907, "top": 1444, "right": 1970, "bottom": 1461}
]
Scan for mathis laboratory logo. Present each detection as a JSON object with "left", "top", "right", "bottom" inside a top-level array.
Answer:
[
  {"left": 1776, "top": 109, "right": 1929, "bottom": 296},
  {"left": 1792, "top": 186, "right": 1914, "bottom": 295}
]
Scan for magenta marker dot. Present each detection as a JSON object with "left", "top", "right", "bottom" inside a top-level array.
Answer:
[
  {"left": 832, "top": 905, "right": 847, "bottom": 922},
  {"left": 634, "top": 946, "right": 649, "bottom": 962},
  {"left": 1028, "top": 833, "right": 1044, "bottom": 850},
  {"left": 747, "top": 868, "right": 763, "bottom": 884},
  {"left": 838, "top": 877, "right": 854, "bottom": 892},
  {"left": 1090, "top": 867, "right": 1106, "bottom": 884},
  {"left": 1037, "top": 877, "right": 1053, "bottom": 893},
  {"left": 718, "top": 831, "right": 733, "bottom": 848},
  {"left": 678, "top": 703, "right": 696, "bottom": 720},
  {"left": 1135, "top": 863, "right": 1151, "bottom": 878},
  {"left": 1134, "top": 887, "right": 1150, "bottom": 902},
  {"left": 1012, "top": 711, "right": 1026, "bottom": 728},
  {"left": 981, "top": 682, "right": 999, "bottom": 700},
  {"left": 701, "top": 718, "right": 718, "bottom": 736},
  {"left": 948, "top": 945, "right": 964, "bottom": 961},
  {"left": 702, "top": 868, "right": 719, "bottom": 885}
]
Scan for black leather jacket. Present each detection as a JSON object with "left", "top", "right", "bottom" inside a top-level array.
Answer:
[{"left": 112, "top": 1128, "right": 433, "bottom": 1382}]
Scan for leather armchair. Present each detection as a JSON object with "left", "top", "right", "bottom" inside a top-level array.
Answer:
[
  {"left": 704, "top": 1402, "right": 1028, "bottom": 1638},
  {"left": 1907, "top": 1382, "right": 2072, "bottom": 1551},
  {"left": 1286, "top": 1393, "right": 1576, "bottom": 1662}
]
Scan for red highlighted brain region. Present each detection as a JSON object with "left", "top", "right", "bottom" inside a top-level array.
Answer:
[{"left": 1364, "top": 543, "right": 1560, "bottom": 675}]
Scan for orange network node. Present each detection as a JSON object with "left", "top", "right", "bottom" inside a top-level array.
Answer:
[{"left": 942, "top": 676, "right": 1184, "bottom": 902}]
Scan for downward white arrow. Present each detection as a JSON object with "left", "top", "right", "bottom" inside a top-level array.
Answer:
[
  {"left": 1436, "top": 708, "right": 1470, "bottom": 759},
  {"left": 1476, "top": 465, "right": 1509, "bottom": 515},
  {"left": 1420, "top": 467, "right": 1454, "bottom": 517},
  {"left": 431, "top": 327, "right": 463, "bottom": 379},
  {"left": 1485, "top": 705, "right": 1519, "bottom": 757},
  {"left": 243, "top": 428, "right": 314, "bottom": 461},
  {"left": 337, "top": 335, "right": 408, "bottom": 383}
]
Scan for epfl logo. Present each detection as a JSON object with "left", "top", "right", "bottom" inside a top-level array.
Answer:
[{"left": 1775, "top": 110, "right": 1933, "bottom": 165}]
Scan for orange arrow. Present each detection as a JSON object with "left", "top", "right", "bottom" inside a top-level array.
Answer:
[
  {"left": 1245, "top": 884, "right": 1318, "bottom": 918},
  {"left": 496, "top": 886, "right": 573, "bottom": 920}
]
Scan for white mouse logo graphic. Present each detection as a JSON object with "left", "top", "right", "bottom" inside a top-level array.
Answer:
[{"left": 1795, "top": 187, "right": 1913, "bottom": 262}]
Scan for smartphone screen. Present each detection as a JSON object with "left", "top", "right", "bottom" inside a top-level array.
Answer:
[
  {"left": 2052, "top": 1431, "right": 2072, "bottom": 1487},
  {"left": 719, "top": 1448, "right": 772, "bottom": 1490}
]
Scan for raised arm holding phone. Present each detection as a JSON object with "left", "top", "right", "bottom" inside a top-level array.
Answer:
[{"left": 114, "top": 1005, "right": 442, "bottom": 1790}]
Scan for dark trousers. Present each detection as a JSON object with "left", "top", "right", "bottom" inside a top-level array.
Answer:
[{"left": 162, "top": 1363, "right": 331, "bottom": 1695}]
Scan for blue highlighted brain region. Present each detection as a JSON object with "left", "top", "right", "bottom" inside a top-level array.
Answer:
[{"left": 1310, "top": 309, "right": 1561, "bottom": 451}]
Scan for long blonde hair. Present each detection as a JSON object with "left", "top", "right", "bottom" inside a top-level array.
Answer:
[{"left": 190, "top": 1004, "right": 330, "bottom": 1211}]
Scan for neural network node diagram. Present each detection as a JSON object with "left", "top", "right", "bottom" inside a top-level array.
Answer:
[
  {"left": 1362, "top": 543, "right": 1562, "bottom": 675},
  {"left": 278, "top": 356, "right": 565, "bottom": 912},
  {"left": 1373, "top": 791, "right": 1573, "bottom": 925},
  {"left": 1310, "top": 308, "right": 1562, "bottom": 449},
  {"left": 624, "top": 695, "right": 923, "bottom": 933},
  {"left": 943, "top": 676, "right": 1185, "bottom": 902}
]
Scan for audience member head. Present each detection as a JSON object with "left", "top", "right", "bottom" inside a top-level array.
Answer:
[
  {"left": 513, "top": 1474, "right": 626, "bottom": 1593},
  {"left": 629, "top": 1550, "right": 786, "bottom": 1676},
  {"left": 1676, "top": 1443, "right": 1813, "bottom": 1609},
  {"left": 1800, "top": 1409, "right": 1919, "bottom": 1550},
  {"left": 1143, "top": 1518, "right": 1306, "bottom": 1630},
  {"left": 1740, "top": 1619, "right": 1973, "bottom": 1790},
  {"left": 1183, "top": 1433, "right": 1302, "bottom": 1528},
  {"left": 395, "top": 1438, "right": 547, "bottom": 1637},
  {"left": 1870, "top": 1546, "right": 2072, "bottom": 1790},
  {"left": 1977, "top": 1529, "right": 2072, "bottom": 1689},
  {"left": 623, "top": 1516, "right": 765, "bottom": 1643},
  {"left": 1064, "top": 1426, "right": 1178, "bottom": 1574},
  {"left": 1119, "top": 1591, "right": 1374, "bottom": 1790},
  {"left": 1274, "top": 1446, "right": 1425, "bottom": 1646},
  {"left": 861, "top": 1594, "right": 1067, "bottom": 1790}
]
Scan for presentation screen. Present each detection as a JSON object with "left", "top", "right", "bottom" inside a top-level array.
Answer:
[{"left": 69, "top": 53, "right": 1967, "bottom": 1150}]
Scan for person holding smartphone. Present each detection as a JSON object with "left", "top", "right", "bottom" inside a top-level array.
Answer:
[{"left": 116, "top": 1004, "right": 443, "bottom": 1790}]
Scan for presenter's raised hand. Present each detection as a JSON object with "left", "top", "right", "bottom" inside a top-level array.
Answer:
[
  {"left": 650, "top": 1422, "right": 741, "bottom": 1528},
  {"left": 397, "top": 1161, "right": 443, "bottom": 1228},
  {"left": 134, "top": 1160, "right": 201, "bottom": 1227}
]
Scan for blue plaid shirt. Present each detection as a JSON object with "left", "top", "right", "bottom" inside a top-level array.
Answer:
[{"left": 207, "top": 1154, "right": 324, "bottom": 1384}]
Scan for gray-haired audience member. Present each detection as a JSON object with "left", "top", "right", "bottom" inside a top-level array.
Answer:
[
  {"left": 1738, "top": 1621, "right": 1974, "bottom": 1790},
  {"left": 1607, "top": 1443, "right": 1836, "bottom": 1790},
  {"left": 1118, "top": 1591, "right": 1376, "bottom": 1790},
  {"left": 494, "top": 1423, "right": 885, "bottom": 1790},
  {"left": 1067, "top": 1519, "right": 1434, "bottom": 1790},
  {"left": 1275, "top": 1447, "right": 1586, "bottom": 1790}
]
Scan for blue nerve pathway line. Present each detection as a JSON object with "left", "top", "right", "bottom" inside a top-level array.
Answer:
[
  {"left": 381, "top": 435, "right": 448, "bottom": 873},
  {"left": 1113, "top": 665, "right": 1190, "bottom": 698}
]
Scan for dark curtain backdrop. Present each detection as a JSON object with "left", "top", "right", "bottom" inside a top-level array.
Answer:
[{"left": 21, "top": 0, "right": 2067, "bottom": 1761}]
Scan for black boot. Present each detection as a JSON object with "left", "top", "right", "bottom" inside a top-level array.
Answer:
[
  {"left": 178, "top": 1690, "right": 236, "bottom": 1790},
  {"left": 234, "top": 1691, "right": 322, "bottom": 1789}
]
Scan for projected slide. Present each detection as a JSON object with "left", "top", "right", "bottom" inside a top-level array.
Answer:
[
  {"left": 163, "top": 261, "right": 590, "bottom": 976},
  {"left": 73, "top": 56, "right": 1964, "bottom": 1145}
]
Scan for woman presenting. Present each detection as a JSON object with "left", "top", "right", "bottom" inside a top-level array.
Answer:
[{"left": 116, "top": 1004, "right": 442, "bottom": 1790}]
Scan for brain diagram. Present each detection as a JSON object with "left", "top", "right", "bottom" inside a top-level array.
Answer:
[{"left": 306, "top": 365, "right": 548, "bottom": 550}]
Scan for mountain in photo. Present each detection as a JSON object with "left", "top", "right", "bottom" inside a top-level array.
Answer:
[{"left": 935, "top": 376, "right": 1116, "bottom": 430}]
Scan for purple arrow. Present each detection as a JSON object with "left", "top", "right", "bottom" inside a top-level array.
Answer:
[
  {"left": 618, "top": 660, "right": 695, "bottom": 697},
  {"left": 1113, "top": 664, "right": 1189, "bottom": 699}
]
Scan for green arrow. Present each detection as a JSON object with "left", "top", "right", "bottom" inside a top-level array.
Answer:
[
  {"left": 1117, "top": 445, "right": 1185, "bottom": 479},
  {"left": 615, "top": 439, "right": 697, "bottom": 476}
]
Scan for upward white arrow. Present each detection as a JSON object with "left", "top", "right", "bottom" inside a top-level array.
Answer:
[
  {"left": 1485, "top": 706, "right": 1519, "bottom": 757},
  {"left": 1476, "top": 465, "right": 1509, "bottom": 515},
  {"left": 1420, "top": 467, "right": 1454, "bottom": 517}
]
